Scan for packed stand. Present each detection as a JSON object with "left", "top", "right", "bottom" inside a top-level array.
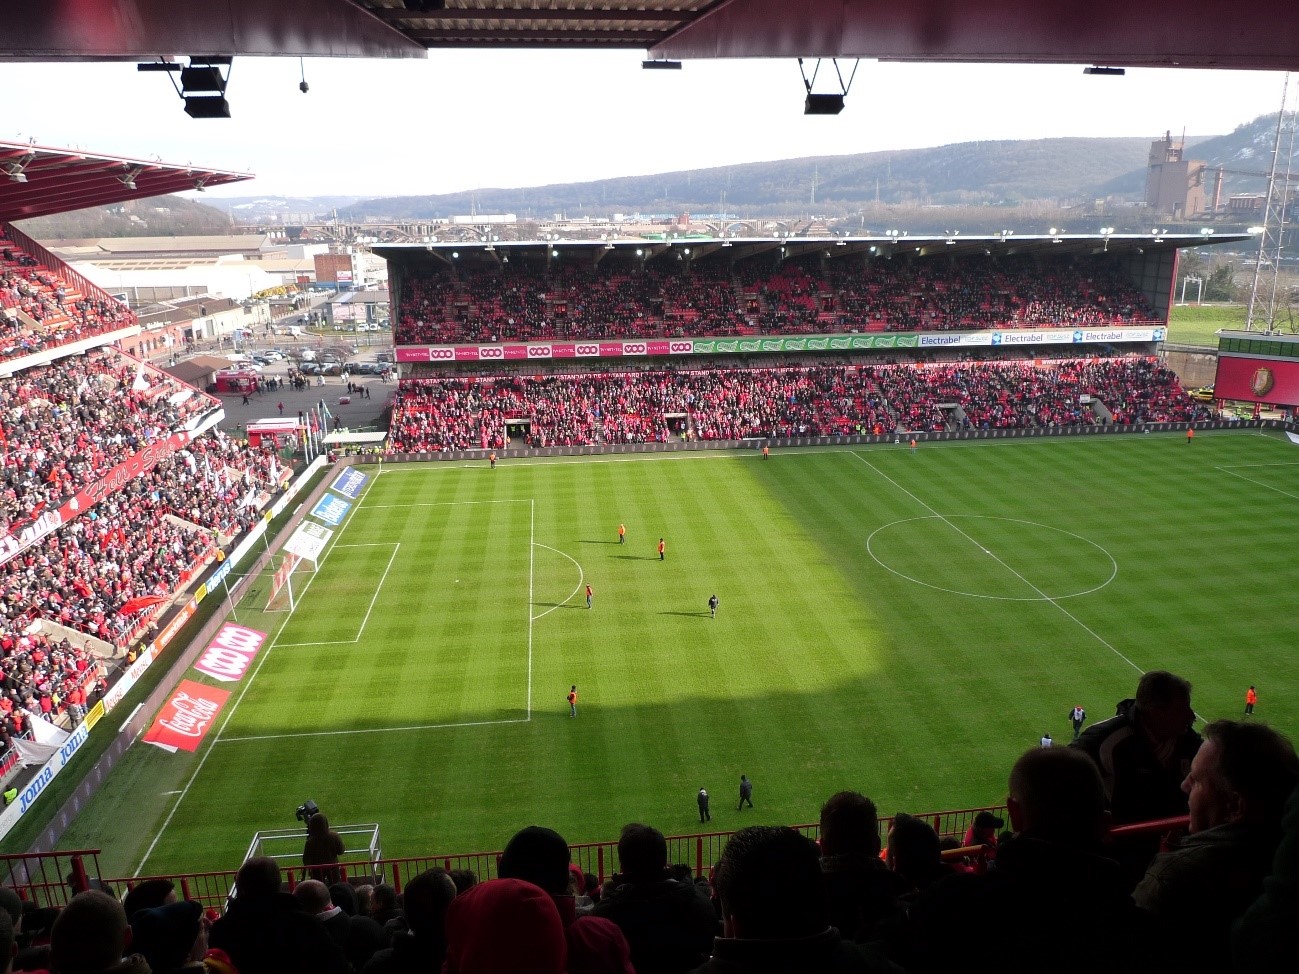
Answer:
[
  {"left": 0, "top": 430, "right": 281, "bottom": 649},
  {"left": 12, "top": 677, "right": 1297, "bottom": 974},
  {"left": 0, "top": 349, "right": 219, "bottom": 534},
  {"left": 1, "top": 631, "right": 101, "bottom": 735},
  {"left": 387, "top": 358, "right": 1208, "bottom": 452},
  {"left": 396, "top": 255, "right": 1159, "bottom": 345},
  {"left": 0, "top": 231, "right": 137, "bottom": 362}
]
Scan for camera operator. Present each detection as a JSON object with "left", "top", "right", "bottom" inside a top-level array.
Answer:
[{"left": 303, "top": 813, "right": 346, "bottom": 885}]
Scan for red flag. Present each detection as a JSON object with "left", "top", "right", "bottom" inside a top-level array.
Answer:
[{"left": 118, "top": 594, "right": 168, "bottom": 616}]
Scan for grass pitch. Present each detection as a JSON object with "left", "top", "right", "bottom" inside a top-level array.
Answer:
[{"left": 56, "top": 433, "right": 1299, "bottom": 878}]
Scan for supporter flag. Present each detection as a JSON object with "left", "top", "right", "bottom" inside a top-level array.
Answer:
[
  {"left": 132, "top": 360, "right": 150, "bottom": 392},
  {"left": 181, "top": 451, "right": 197, "bottom": 475},
  {"left": 268, "top": 455, "right": 279, "bottom": 481},
  {"left": 118, "top": 594, "right": 167, "bottom": 616}
]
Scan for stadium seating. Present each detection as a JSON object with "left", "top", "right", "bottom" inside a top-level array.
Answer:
[
  {"left": 395, "top": 255, "right": 1159, "bottom": 345},
  {"left": 387, "top": 358, "right": 1209, "bottom": 452},
  {"left": 0, "top": 231, "right": 137, "bottom": 362}
]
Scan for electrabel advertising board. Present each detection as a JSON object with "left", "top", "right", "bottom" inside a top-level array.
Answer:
[{"left": 330, "top": 467, "right": 368, "bottom": 499}]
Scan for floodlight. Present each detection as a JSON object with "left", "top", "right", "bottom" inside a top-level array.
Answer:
[
  {"left": 1083, "top": 66, "right": 1126, "bottom": 76},
  {"left": 642, "top": 59, "right": 682, "bottom": 70},
  {"left": 185, "top": 95, "right": 231, "bottom": 119},
  {"left": 804, "top": 93, "right": 845, "bottom": 115}
]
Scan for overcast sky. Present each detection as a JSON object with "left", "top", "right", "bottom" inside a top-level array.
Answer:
[{"left": 0, "top": 53, "right": 1290, "bottom": 199}]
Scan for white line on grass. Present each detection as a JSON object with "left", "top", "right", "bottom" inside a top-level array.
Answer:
[
  {"left": 527, "top": 499, "right": 534, "bottom": 721},
  {"left": 365, "top": 499, "right": 532, "bottom": 508},
  {"left": 530, "top": 544, "right": 585, "bottom": 621},
  {"left": 1215, "top": 461, "right": 1299, "bottom": 468},
  {"left": 219, "top": 717, "right": 529, "bottom": 744},
  {"left": 355, "top": 543, "right": 400, "bottom": 640},
  {"left": 849, "top": 451, "right": 1148, "bottom": 677},
  {"left": 1214, "top": 466, "right": 1299, "bottom": 502},
  {"left": 133, "top": 468, "right": 383, "bottom": 876}
]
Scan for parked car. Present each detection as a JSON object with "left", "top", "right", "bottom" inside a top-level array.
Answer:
[{"left": 298, "top": 362, "right": 323, "bottom": 375}]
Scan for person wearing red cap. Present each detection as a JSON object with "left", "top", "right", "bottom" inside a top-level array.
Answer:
[{"left": 443, "top": 879, "right": 566, "bottom": 974}]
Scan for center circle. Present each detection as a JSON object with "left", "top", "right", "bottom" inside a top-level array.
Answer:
[{"left": 866, "top": 515, "right": 1117, "bottom": 601}]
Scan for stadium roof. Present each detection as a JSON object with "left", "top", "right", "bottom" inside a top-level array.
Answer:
[
  {"left": 374, "top": 231, "right": 1251, "bottom": 268},
  {"left": 0, "top": 141, "right": 252, "bottom": 223},
  {"left": 0, "top": 1, "right": 1295, "bottom": 71}
]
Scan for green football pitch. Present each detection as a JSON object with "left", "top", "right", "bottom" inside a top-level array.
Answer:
[{"left": 54, "top": 432, "right": 1299, "bottom": 878}]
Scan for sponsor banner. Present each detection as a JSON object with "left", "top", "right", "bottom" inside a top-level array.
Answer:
[
  {"left": 392, "top": 327, "right": 1163, "bottom": 364},
  {"left": 143, "top": 680, "right": 230, "bottom": 753},
  {"left": 285, "top": 520, "right": 333, "bottom": 562},
  {"left": 1215, "top": 354, "right": 1299, "bottom": 405},
  {"left": 194, "top": 624, "right": 267, "bottom": 683},
  {"left": 331, "top": 467, "right": 368, "bottom": 500},
  {"left": 311, "top": 493, "right": 352, "bottom": 526},
  {"left": 103, "top": 643, "right": 161, "bottom": 713},
  {"left": 0, "top": 719, "right": 93, "bottom": 839},
  {"left": 83, "top": 699, "right": 106, "bottom": 731},
  {"left": 0, "top": 428, "right": 194, "bottom": 569}
]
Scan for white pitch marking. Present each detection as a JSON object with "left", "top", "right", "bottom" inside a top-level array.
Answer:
[
  {"left": 851, "top": 451, "right": 1146, "bottom": 677},
  {"left": 220, "top": 717, "right": 530, "bottom": 744},
  {"left": 530, "top": 544, "right": 585, "bottom": 622},
  {"left": 1215, "top": 465, "right": 1299, "bottom": 502}
]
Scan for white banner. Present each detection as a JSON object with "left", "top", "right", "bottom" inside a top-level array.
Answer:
[{"left": 23, "top": 710, "right": 70, "bottom": 747}]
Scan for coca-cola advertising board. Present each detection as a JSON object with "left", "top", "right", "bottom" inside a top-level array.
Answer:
[{"left": 143, "top": 680, "right": 230, "bottom": 753}]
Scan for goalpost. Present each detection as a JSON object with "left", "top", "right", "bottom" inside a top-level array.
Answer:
[{"left": 264, "top": 522, "right": 332, "bottom": 613}]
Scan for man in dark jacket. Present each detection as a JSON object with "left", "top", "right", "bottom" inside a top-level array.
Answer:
[
  {"left": 361, "top": 868, "right": 457, "bottom": 974},
  {"left": 209, "top": 856, "right": 348, "bottom": 974},
  {"left": 593, "top": 823, "right": 717, "bottom": 974},
  {"left": 1071, "top": 670, "right": 1201, "bottom": 824},
  {"left": 883, "top": 748, "right": 1153, "bottom": 974},
  {"left": 1072, "top": 670, "right": 1203, "bottom": 889},
  {"left": 1134, "top": 720, "right": 1299, "bottom": 972},
  {"left": 693, "top": 826, "right": 900, "bottom": 974},
  {"left": 818, "top": 792, "right": 908, "bottom": 942}
]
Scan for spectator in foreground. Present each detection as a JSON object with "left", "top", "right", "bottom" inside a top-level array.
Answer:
[
  {"left": 1135, "top": 720, "right": 1299, "bottom": 972},
  {"left": 818, "top": 791, "right": 908, "bottom": 943},
  {"left": 497, "top": 825, "right": 635, "bottom": 973},
  {"left": 48, "top": 890, "right": 148, "bottom": 974},
  {"left": 443, "top": 879, "right": 566, "bottom": 974},
  {"left": 121, "top": 879, "right": 176, "bottom": 924},
  {"left": 208, "top": 856, "right": 347, "bottom": 974},
  {"left": 884, "top": 815, "right": 951, "bottom": 896},
  {"left": 592, "top": 823, "right": 717, "bottom": 974},
  {"left": 1072, "top": 670, "right": 1201, "bottom": 824},
  {"left": 361, "top": 868, "right": 457, "bottom": 974},
  {"left": 1232, "top": 782, "right": 1299, "bottom": 972},
  {"left": 883, "top": 747, "right": 1152, "bottom": 973},
  {"left": 327, "top": 882, "right": 386, "bottom": 972},
  {"left": 698, "top": 825, "right": 900, "bottom": 973},
  {"left": 0, "top": 909, "right": 15, "bottom": 974},
  {"left": 129, "top": 899, "right": 206, "bottom": 974}
]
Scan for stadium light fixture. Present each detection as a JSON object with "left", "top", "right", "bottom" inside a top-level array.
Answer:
[
  {"left": 642, "top": 59, "right": 682, "bottom": 70},
  {"left": 1083, "top": 66, "right": 1126, "bottom": 76},
  {"left": 1200, "top": 227, "right": 1215, "bottom": 236},
  {"left": 1247, "top": 226, "right": 1265, "bottom": 234},
  {"left": 799, "top": 57, "right": 858, "bottom": 115},
  {"left": 2, "top": 152, "right": 36, "bottom": 183}
]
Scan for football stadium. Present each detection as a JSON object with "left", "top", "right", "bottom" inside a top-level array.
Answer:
[{"left": 2, "top": 4, "right": 1299, "bottom": 973}]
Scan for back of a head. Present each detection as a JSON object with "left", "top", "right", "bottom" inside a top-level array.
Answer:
[
  {"left": 234, "top": 856, "right": 282, "bottom": 901},
  {"left": 819, "top": 791, "right": 881, "bottom": 858},
  {"left": 1135, "top": 670, "right": 1192, "bottom": 709},
  {"left": 307, "top": 812, "right": 330, "bottom": 837},
  {"left": 401, "top": 869, "right": 457, "bottom": 940},
  {"left": 122, "top": 878, "right": 176, "bottom": 922},
  {"left": 887, "top": 815, "right": 942, "bottom": 883},
  {"left": 50, "top": 891, "right": 128, "bottom": 974},
  {"left": 371, "top": 883, "right": 398, "bottom": 913},
  {"left": 329, "top": 883, "right": 357, "bottom": 917},
  {"left": 0, "top": 886, "right": 22, "bottom": 929},
  {"left": 1205, "top": 719, "right": 1299, "bottom": 827},
  {"left": 444, "top": 879, "right": 566, "bottom": 974},
  {"left": 1008, "top": 746, "right": 1107, "bottom": 845},
  {"left": 130, "top": 900, "right": 202, "bottom": 974},
  {"left": 616, "top": 823, "right": 668, "bottom": 883},
  {"left": 498, "top": 825, "right": 571, "bottom": 896},
  {"left": 293, "top": 879, "right": 332, "bottom": 915},
  {"left": 715, "top": 826, "right": 826, "bottom": 940}
]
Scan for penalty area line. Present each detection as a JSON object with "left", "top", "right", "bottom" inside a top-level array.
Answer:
[{"left": 218, "top": 717, "right": 531, "bottom": 744}]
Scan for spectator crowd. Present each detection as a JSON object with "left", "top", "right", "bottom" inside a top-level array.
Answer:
[
  {"left": 3, "top": 673, "right": 1295, "bottom": 973},
  {"left": 395, "top": 255, "right": 1158, "bottom": 346},
  {"left": 387, "top": 357, "right": 1210, "bottom": 452},
  {"left": 1, "top": 234, "right": 137, "bottom": 363}
]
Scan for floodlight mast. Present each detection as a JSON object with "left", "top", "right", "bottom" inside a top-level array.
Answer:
[{"left": 1246, "top": 73, "right": 1297, "bottom": 333}]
